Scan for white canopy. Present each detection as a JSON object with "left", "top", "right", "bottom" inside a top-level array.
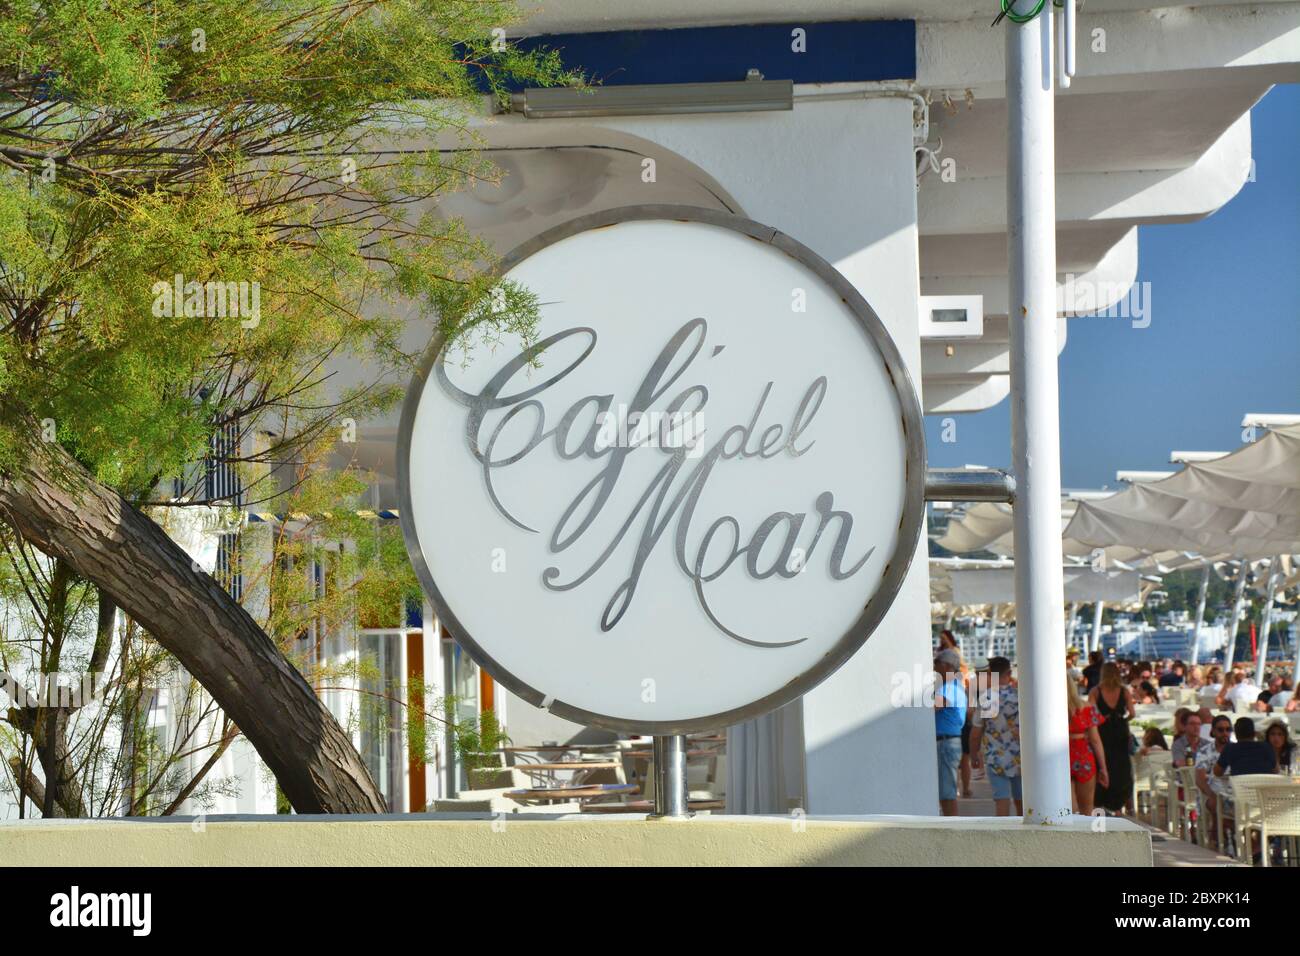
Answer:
[
  {"left": 1063, "top": 424, "right": 1300, "bottom": 560},
  {"left": 929, "top": 558, "right": 1140, "bottom": 605},
  {"left": 951, "top": 567, "right": 1140, "bottom": 605},
  {"left": 934, "top": 498, "right": 1204, "bottom": 572},
  {"left": 935, "top": 424, "right": 1300, "bottom": 572}
]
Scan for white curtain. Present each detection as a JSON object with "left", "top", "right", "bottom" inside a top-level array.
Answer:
[{"left": 725, "top": 699, "right": 807, "bottom": 814}]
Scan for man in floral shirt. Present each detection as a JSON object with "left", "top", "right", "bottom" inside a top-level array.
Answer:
[
  {"left": 1195, "top": 714, "right": 1234, "bottom": 849},
  {"left": 970, "top": 657, "right": 1021, "bottom": 816}
]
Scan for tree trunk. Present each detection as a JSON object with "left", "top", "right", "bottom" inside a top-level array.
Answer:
[
  {"left": 7, "top": 756, "right": 65, "bottom": 818},
  {"left": 0, "top": 425, "right": 386, "bottom": 814}
]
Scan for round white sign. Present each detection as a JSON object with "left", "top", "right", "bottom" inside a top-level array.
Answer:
[{"left": 399, "top": 206, "right": 924, "bottom": 733}]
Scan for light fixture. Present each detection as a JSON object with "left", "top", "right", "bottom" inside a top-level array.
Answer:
[
  {"left": 506, "top": 78, "right": 793, "bottom": 119},
  {"left": 919, "top": 294, "right": 984, "bottom": 340}
]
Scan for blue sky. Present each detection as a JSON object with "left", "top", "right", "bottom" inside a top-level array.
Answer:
[{"left": 924, "top": 83, "right": 1300, "bottom": 491}]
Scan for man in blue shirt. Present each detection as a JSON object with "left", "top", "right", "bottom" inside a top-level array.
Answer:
[
  {"left": 1214, "top": 717, "right": 1279, "bottom": 778},
  {"left": 1214, "top": 717, "right": 1280, "bottom": 862},
  {"left": 934, "top": 649, "right": 968, "bottom": 816}
]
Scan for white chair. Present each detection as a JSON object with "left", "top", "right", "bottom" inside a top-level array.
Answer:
[
  {"left": 1140, "top": 751, "right": 1173, "bottom": 827},
  {"left": 1132, "top": 752, "right": 1154, "bottom": 818},
  {"left": 1257, "top": 785, "right": 1300, "bottom": 867},
  {"left": 1197, "top": 779, "right": 1234, "bottom": 855},
  {"left": 1167, "top": 765, "right": 1197, "bottom": 840},
  {"left": 1172, "top": 765, "right": 1202, "bottom": 844},
  {"left": 1230, "top": 774, "right": 1291, "bottom": 861}
]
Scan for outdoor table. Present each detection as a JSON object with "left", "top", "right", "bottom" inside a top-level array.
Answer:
[
  {"left": 507, "top": 783, "right": 637, "bottom": 805},
  {"left": 500, "top": 744, "right": 620, "bottom": 767}
]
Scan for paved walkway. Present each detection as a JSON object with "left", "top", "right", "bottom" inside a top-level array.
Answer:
[{"left": 955, "top": 770, "right": 1240, "bottom": 866}]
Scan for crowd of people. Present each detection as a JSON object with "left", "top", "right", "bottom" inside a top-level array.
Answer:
[
  {"left": 1067, "top": 648, "right": 1299, "bottom": 713},
  {"left": 933, "top": 631, "right": 1300, "bottom": 848}
]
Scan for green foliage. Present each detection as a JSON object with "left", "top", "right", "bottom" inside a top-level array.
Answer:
[
  {"left": 0, "top": 0, "right": 579, "bottom": 496},
  {"left": 455, "top": 707, "right": 509, "bottom": 772},
  {"left": 0, "top": 0, "right": 580, "bottom": 816},
  {"left": 1157, "top": 569, "right": 1235, "bottom": 620}
]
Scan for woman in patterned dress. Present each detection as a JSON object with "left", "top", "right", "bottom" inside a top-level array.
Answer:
[{"left": 1067, "top": 676, "right": 1109, "bottom": 816}]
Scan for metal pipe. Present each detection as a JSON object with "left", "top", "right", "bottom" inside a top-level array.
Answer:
[
  {"left": 1224, "top": 560, "right": 1248, "bottom": 671},
  {"left": 924, "top": 468, "right": 1017, "bottom": 503},
  {"left": 1066, "top": 602, "right": 1079, "bottom": 648},
  {"left": 1006, "top": 5, "right": 1072, "bottom": 825},
  {"left": 990, "top": 603, "right": 1001, "bottom": 661},
  {"left": 1090, "top": 600, "right": 1104, "bottom": 655},
  {"left": 1190, "top": 564, "right": 1211, "bottom": 666},
  {"left": 650, "top": 735, "right": 690, "bottom": 818},
  {"left": 1059, "top": 0, "right": 1077, "bottom": 88}
]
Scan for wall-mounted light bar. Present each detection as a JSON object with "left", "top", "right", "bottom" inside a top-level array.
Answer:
[
  {"left": 506, "top": 79, "right": 794, "bottom": 119},
  {"left": 919, "top": 294, "right": 984, "bottom": 340}
]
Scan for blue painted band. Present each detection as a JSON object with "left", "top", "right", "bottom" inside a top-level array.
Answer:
[{"left": 510, "top": 20, "right": 916, "bottom": 88}]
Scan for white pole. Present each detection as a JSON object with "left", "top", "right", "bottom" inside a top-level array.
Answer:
[
  {"left": 1189, "top": 564, "right": 1210, "bottom": 666},
  {"left": 1224, "top": 559, "right": 1248, "bottom": 671},
  {"left": 1006, "top": 4, "right": 1071, "bottom": 824},
  {"left": 990, "top": 603, "right": 1001, "bottom": 662},
  {"left": 1255, "top": 561, "right": 1281, "bottom": 680},
  {"left": 1090, "top": 600, "right": 1104, "bottom": 655},
  {"left": 1066, "top": 601, "right": 1079, "bottom": 649}
]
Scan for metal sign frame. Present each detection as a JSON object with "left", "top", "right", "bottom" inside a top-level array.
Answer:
[{"left": 397, "top": 204, "right": 926, "bottom": 734}]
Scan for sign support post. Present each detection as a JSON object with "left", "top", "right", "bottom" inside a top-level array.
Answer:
[{"left": 651, "top": 735, "right": 691, "bottom": 818}]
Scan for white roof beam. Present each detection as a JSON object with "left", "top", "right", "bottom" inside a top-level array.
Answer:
[
  {"left": 919, "top": 3, "right": 1300, "bottom": 97},
  {"left": 922, "top": 376, "right": 1012, "bottom": 416},
  {"left": 922, "top": 228, "right": 1138, "bottom": 317},
  {"left": 919, "top": 113, "right": 1253, "bottom": 235}
]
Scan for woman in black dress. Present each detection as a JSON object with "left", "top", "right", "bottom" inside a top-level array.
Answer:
[{"left": 1089, "top": 662, "right": 1136, "bottom": 814}]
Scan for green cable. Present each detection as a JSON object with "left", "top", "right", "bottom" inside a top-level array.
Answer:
[{"left": 995, "top": 0, "right": 1065, "bottom": 26}]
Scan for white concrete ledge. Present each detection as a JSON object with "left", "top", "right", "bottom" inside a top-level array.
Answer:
[{"left": 0, "top": 814, "right": 1152, "bottom": 867}]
